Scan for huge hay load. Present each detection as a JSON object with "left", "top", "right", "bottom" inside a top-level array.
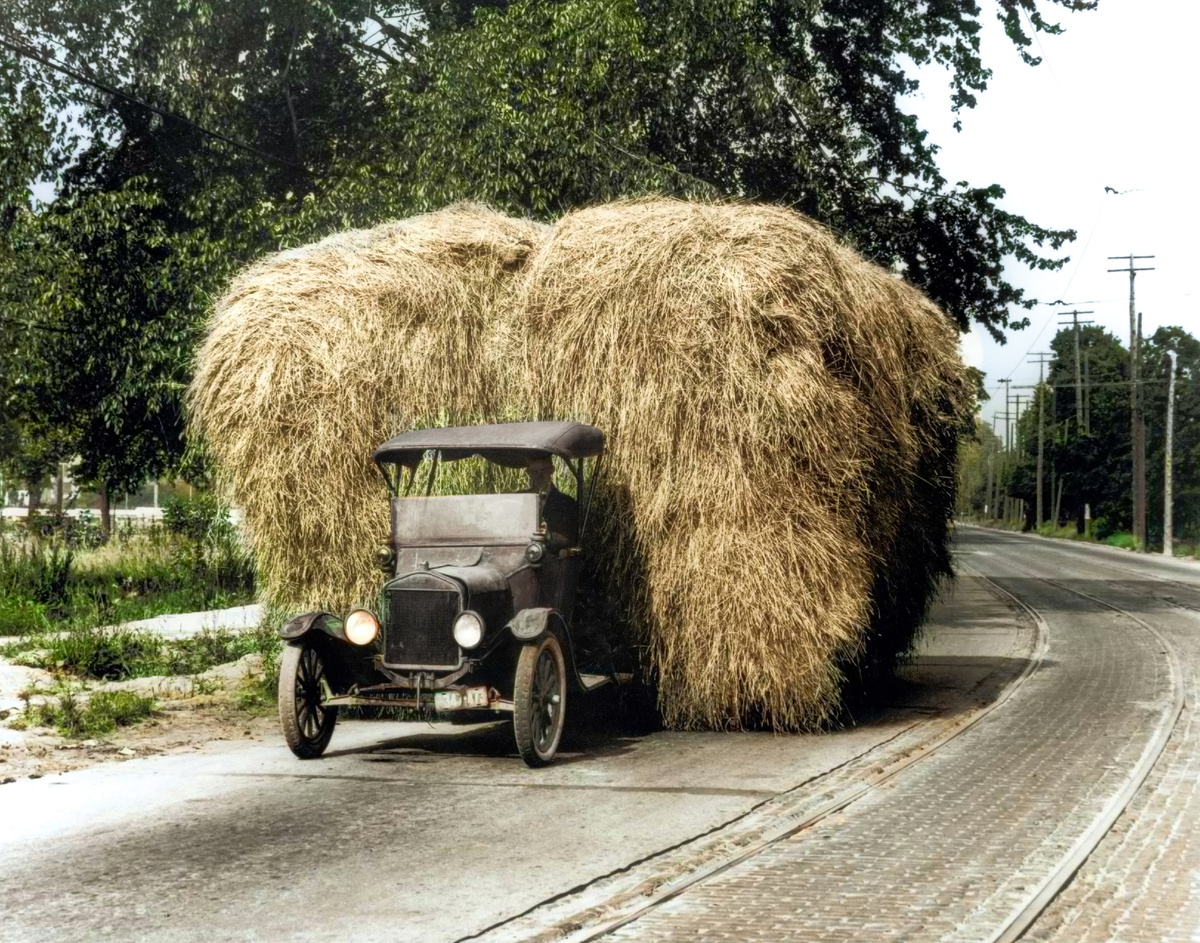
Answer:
[
  {"left": 192, "top": 198, "right": 970, "bottom": 731},
  {"left": 192, "top": 203, "right": 546, "bottom": 609}
]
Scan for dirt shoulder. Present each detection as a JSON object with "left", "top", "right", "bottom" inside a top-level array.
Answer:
[{"left": 0, "top": 654, "right": 277, "bottom": 783}]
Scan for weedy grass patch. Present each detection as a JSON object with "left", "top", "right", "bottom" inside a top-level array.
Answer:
[
  {"left": 4, "top": 620, "right": 283, "bottom": 684},
  {"left": 29, "top": 690, "right": 158, "bottom": 739}
]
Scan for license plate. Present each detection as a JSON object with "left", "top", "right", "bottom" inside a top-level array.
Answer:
[{"left": 435, "top": 687, "right": 490, "bottom": 711}]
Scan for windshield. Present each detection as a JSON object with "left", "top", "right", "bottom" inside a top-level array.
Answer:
[{"left": 391, "top": 453, "right": 580, "bottom": 501}]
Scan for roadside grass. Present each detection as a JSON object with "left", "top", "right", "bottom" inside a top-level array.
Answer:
[
  {"left": 969, "top": 517, "right": 1199, "bottom": 557},
  {"left": 12, "top": 690, "right": 158, "bottom": 739},
  {"left": 0, "top": 495, "right": 255, "bottom": 638},
  {"left": 1, "top": 621, "right": 282, "bottom": 682},
  {"left": 233, "top": 609, "right": 286, "bottom": 715},
  {"left": 0, "top": 595, "right": 50, "bottom": 635},
  {"left": 1105, "top": 531, "right": 1142, "bottom": 551}
]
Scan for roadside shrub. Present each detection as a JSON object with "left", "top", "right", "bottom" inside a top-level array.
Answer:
[
  {"left": 34, "top": 691, "right": 157, "bottom": 738},
  {"left": 0, "top": 541, "right": 74, "bottom": 606},
  {"left": 1106, "top": 532, "right": 1140, "bottom": 551},
  {"left": 0, "top": 596, "right": 49, "bottom": 636},
  {"left": 50, "top": 626, "right": 164, "bottom": 681},
  {"left": 163, "top": 493, "right": 233, "bottom": 544},
  {"left": 162, "top": 494, "right": 254, "bottom": 604},
  {"left": 16, "top": 510, "right": 103, "bottom": 549}
]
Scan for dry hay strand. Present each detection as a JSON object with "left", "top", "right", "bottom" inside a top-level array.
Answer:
[
  {"left": 190, "top": 203, "right": 546, "bottom": 610},
  {"left": 514, "top": 198, "right": 970, "bottom": 730}
]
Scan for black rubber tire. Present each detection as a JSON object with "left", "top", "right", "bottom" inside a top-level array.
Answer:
[
  {"left": 278, "top": 641, "right": 338, "bottom": 759},
  {"left": 513, "top": 633, "right": 567, "bottom": 767}
]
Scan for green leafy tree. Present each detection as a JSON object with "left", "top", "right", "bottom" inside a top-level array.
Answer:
[
  {"left": 325, "top": 0, "right": 1089, "bottom": 335},
  {"left": 2, "top": 0, "right": 1097, "bottom": 509},
  {"left": 1143, "top": 327, "right": 1200, "bottom": 544}
]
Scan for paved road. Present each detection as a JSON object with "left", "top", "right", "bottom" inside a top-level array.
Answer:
[
  {"left": 597, "top": 527, "right": 1200, "bottom": 942},
  {"left": 7, "top": 529, "right": 1195, "bottom": 942},
  {"left": 0, "top": 551, "right": 1029, "bottom": 942}
]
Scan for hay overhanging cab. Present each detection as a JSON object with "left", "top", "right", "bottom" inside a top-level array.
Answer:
[{"left": 275, "top": 420, "right": 623, "bottom": 767}]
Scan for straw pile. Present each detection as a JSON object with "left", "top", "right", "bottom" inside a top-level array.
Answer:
[
  {"left": 515, "top": 200, "right": 969, "bottom": 728},
  {"left": 191, "top": 204, "right": 545, "bottom": 608},
  {"left": 192, "top": 198, "right": 970, "bottom": 730}
]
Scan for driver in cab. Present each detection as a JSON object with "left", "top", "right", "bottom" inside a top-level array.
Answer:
[{"left": 525, "top": 456, "right": 578, "bottom": 554}]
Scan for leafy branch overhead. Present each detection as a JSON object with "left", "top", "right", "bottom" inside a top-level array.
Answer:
[{"left": 0, "top": 0, "right": 1091, "bottom": 494}]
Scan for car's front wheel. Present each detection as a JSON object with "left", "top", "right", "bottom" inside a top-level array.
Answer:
[
  {"left": 513, "top": 633, "right": 567, "bottom": 767},
  {"left": 278, "top": 640, "right": 338, "bottom": 759}
]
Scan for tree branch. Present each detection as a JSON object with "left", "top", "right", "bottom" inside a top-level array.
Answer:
[
  {"left": 365, "top": 12, "right": 419, "bottom": 56},
  {"left": 351, "top": 37, "right": 403, "bottom": 67}
]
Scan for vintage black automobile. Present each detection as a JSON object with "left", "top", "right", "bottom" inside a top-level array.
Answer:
[{"left": 276, "top": 420, "right": 623, "bottom": 766}]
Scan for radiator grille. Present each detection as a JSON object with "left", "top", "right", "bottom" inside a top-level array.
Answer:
[{"left": 385, "top": 588, "right": 461, "bottom": 667}]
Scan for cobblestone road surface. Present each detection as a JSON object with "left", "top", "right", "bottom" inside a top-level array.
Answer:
[
  {"left": 604, "top": 528, "right": 1192, "bottom": 942},
  {"left": 997, "top": 535, "right": 1200, "bottom": 943}
]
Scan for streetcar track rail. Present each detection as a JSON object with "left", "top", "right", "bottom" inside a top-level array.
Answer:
[
  {"left": 960, "top": 524, "right": 1200, "bottom": 598},
  {"left": 462, "top": 565, "right": 1049, "bottom": 943},
  {"left": 472, "top": 541, "right": 1186, "bottom": 943},
  {"left": 968, "top": 546, "right": 1186, "bottom": 943}
]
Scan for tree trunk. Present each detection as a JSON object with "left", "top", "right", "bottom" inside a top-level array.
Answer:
[
  {"left": 99, "top": 481, "right": 112, "bottom": 541},
  {"left": 55, "top": 464, "right": 64, "bottom": 512},
  {"left": 26, "top": 476, "right": 44, "bottom": 517}
]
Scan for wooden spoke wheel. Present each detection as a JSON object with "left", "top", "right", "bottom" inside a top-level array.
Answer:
[
  {"left": 278, "top": 640, "right": 338, "bottom": 759},
  {"left": 513, "top": 633, "right": 567, "bottom": 767}
]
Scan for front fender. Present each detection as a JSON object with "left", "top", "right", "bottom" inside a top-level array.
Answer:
[
  {"left": 507, "top": 607, "right": 557, "bottom": 641},
  {"left": 508, "top": 608, "right": 600, "bottom": 693},
  {"left": 279, "top": 610, "right": 347, "bottom": 643}
]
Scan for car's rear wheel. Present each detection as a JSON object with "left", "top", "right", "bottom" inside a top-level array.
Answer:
[
  {"left": 513, "top": 633, "right": 567, "bottom": 767},
  {"left": 279, "top": 640, "right": 338, "bottom": 759}
]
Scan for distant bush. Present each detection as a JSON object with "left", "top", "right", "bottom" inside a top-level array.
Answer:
[
  {"left": 15, "top": 510, "right": 103, "bottom": 549},
  {"left": 1105, "top": 532, "right": 1140, "bottom": 550}
]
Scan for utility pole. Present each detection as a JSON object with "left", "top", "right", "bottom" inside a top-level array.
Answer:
[
  {"left": 1057, "top": 310, "right": 1095, "bottom": 437},
  {"left": 985, "top": 452, "right": 994, "bottom": 518},
  {"left": 1083, "top": 350, "right": 1091, "bottom": 435},
  {"left": 1164, "top": 349, "right": 1178, "bottom": 557},
  {"left": 1014, "top": 395, "right": 1024, "bottom": 454},
  {"left": 1013, "top": 395, "right": 1024, "bottom": 525},
  {"left": 1109, "top": 254, "right": 1154, "bottom": 550},
  {"left": 995, "top": 409, "right": 1015, "bottom": 521},
  {"left": 1031, "top": 353, "right": 1054, "bottom": 528},
  {"left": 996, "top": 378, "right": 1012, "bottom": 521},
  {"left": 999, "top": 379, "right": 1013, "bottom": 452}
]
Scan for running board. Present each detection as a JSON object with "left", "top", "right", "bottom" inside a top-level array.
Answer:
[{"left": 579, "top": 673, "right": 614, "bottom": 692}]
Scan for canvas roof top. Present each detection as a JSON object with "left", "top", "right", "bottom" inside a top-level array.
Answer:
[{"left": 373, "top": 421, "right": 605, "bottom": 467}]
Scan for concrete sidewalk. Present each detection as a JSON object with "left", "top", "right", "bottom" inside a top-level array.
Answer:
[{"left": 119, "top": 603, "right": 263, "bottom": 639}]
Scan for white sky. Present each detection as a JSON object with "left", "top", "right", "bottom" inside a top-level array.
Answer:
[{"left": 908, "top": 0, "right": 1200, "bottom": 429}]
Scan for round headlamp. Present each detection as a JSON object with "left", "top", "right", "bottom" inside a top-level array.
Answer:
[
  {"left": 525, "top": 541, "right": 546, "bottom": 564},
  {"left": 453, "top": 610, "right": 485, "bottom": 650},
  {"left": 375, "top": 545, "right": 396, "bottom": 572},
  {"left": 345, "top": 608, "right": 380, "bottom": 646}
]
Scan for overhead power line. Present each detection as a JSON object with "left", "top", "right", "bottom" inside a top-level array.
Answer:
[{"left": 0, "top": 35, "right": 301, "bottom": 169}]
